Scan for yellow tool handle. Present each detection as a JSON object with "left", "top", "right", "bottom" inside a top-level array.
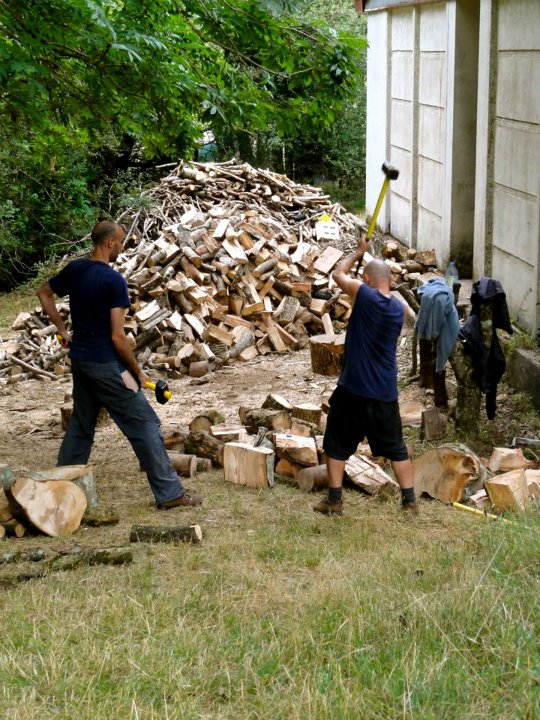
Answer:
[
  {"left": 452, "top": 502, "right": 513, "bottom": 525},
  {"left": 145, "top": 381, "right": 172, "bottom": 400},
  {"left": 365, "top": 176, "right": 390, "bottom": 240}
]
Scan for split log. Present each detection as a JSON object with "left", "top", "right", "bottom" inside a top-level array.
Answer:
[
  {"left": 310, "top": 333, "right": 345, "bottom": 376},
  {"left": 241, "top": 408, "right": 292, "bottom": 433},
  {"left": 6, "top": 476, "right": 87, "bottom": 537},
  {"left": 261, "top": 394, "right": 293, "bottom": 412},
  {"left": 0, "top": 489, "right": 13, "bottom": 522},
  {"left": 297, "top": 464, "right": 329, "bottom": 492},
  {"left": 412, "top": 445, "right": 483, "bottom": 502},
  {"left": 223, "top": 443, "right": 274, "bottom": 488},
  {"left": 345, "top": 455, "right": 399, "bottom": 496},
  {"left": 167, "top": 452, "right": 198, "bottom": 478},
  {"left": 487, "top": 447, "right": 534, "bottom": 473},
  {"left": 130, "top": 524, "right": 202, "bottom": 543},
  {"left": 421, "top": 407, "right": 447, "bottom": 441},
  {"left": 485, "top": 470, "right": 529, "bottom": 512},
  {"left": 210, "top": 425, "right": 244, "bottom": 443},
  {"left": 185, "top": 431, "right": 224, "bottom": 467},
  {"left": 275, "top": 433, "right": 318, "bottom": 467}
]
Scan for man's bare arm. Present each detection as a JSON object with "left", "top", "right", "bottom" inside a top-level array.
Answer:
[
  {"left": 36, "top": 281, "right": 70, "bottom": 343},
  {"left": 332, "top": 235, "right": 371, "bottom": 299},
  {"left": 110, "top": 307, "right": 150, "bottom": 387}
]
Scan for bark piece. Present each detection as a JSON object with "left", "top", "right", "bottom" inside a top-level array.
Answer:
[
  {"left": 81, "top": 507, "right": 120, "bottom": 527},
  {"left": 485, "top": 470, "right": 529, "bottom": 512},
  {"left": 6, "top": 477, "right": 87, "bottom": 537},
  {"left": 412, "top": 445, "right": 483, "bottom": 503},
  {"left": 130, "top": 524, "right": 202, "bottom": 543},
  {"left": 223, "top": 443, "right": 274, "bottom": 488},
  {"left": 309, "top": 333, "right": 345, "bottom": 376}
]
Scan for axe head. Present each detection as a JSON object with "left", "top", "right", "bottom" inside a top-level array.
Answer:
[
  {"left": 154, "top": 379, "right": 170, "bottom": 405},
  {"left": 382, "top": 161, "right": 399, "bottom": 181}
]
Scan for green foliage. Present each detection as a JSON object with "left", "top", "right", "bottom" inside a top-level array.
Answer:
[{"left": 0, "top": 0, "right": 363, "bottom": 287}]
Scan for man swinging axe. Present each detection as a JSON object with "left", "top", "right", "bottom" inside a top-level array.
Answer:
[
  {"left": 314, "top": 162, "right": 418, "bottom": 516},
  {"left": 37, "top": 220, "right": 202, "bottom": 511}
]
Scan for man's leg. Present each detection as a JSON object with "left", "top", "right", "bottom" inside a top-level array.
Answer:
[
  {"left": 313, "top": 456, "right": 346, "bottom": 515},
  {"left": 391, "top": 458, "right": 418, "bottom": 512},
  {"left": 58, "top": 360, "right": 101, "bottom": 465}
]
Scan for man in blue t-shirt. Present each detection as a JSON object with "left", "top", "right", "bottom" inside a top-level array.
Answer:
[
  {"left": 314, "top": 235, "right": 417, "bottom": 515},
  {"left": 37, "top": 220, "right": 202, "bottom": 510}
]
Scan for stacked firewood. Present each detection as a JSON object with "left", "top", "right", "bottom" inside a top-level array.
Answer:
[{"left": 1, "top": 161, "right": 439, "bottom": 385}]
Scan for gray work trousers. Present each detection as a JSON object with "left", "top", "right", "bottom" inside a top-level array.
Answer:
[{"left": 58, "top": 359, "right": 184, "bottom": 505}]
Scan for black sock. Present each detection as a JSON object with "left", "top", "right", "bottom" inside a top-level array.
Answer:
[
  {"left": 329, "top": 487, "right": 343, "bottom": 503},
  {"left": 401, "top": 487, "right": 416, "bottom": 504}
]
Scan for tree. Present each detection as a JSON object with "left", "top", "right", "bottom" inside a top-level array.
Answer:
[{"left": 0, "top": 0, "right": 363, "bottom": 286}]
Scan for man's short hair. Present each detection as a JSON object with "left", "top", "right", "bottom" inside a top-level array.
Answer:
[
  {"left": 364, "top": 259, "right": 392, "bottom": 283},
  {"left": 91, "top": 220, "right": 121, "bottom": 246}
]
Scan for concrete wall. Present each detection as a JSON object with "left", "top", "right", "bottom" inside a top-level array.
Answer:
[
  {"left": 474, "top": 0, "right": 540, "bottom": 333},
  {"left": 365, "top": 0, "right": 478, "bottom": 271}
]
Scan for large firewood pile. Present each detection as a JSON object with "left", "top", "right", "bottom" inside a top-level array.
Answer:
[{"left": 0, "top": 160, "right": 439, "bottom": 385}]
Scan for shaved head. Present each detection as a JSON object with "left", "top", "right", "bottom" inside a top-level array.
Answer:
[
  {"left": 364, "top": 259, "right": 392, "bottom": 285},
  {"left": 91, "top": 220, "right": 123, "bottom": 246}
]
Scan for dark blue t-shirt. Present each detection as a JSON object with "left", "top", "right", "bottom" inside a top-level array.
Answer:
[
  {"left": 338, "top": 283, "right": 404, "bottom": 402},
  {"left": 49, "top": 259, "right": 130, "bottom": 362}
]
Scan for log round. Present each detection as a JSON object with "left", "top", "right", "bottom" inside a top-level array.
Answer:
[
  {"left": 168, "top": 452, "right": 198, "bottom": 478},
  {"left": 412, "top": 445, "right": 483, "bottom": 503},
  {"left": 242, "top": 409, "right": 292, "bottom": 433},
  {"left": 297, "top": 464, "right": 329, "bottom": 492},
  {"left": 6, "top": 477, "right": 87, "bottom": 537},
  {"left": 309, "top": 333, "right": 345, "bottom": 376}
]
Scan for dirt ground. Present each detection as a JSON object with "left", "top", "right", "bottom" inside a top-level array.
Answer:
[{"left": 1, "top": 319, "right": 538, "bottom": 556}]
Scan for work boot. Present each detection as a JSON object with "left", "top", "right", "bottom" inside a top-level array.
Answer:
[
  {"left": 157, "top": 493, "right": 202, "bottom": 510},
  {"left": 401, "top": 501, "right": 419, "bottom": 515},
  {"left": 313, "top": 498, "right": 343, "bottom": 515}
]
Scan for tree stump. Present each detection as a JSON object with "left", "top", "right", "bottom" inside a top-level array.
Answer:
[{"left": 309, "top": 333, "right": 345, "bottom": 376}]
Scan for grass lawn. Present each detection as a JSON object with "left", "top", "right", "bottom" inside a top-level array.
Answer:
[{"left": 0, "top": 477, "right": 538, "bottom": 719}]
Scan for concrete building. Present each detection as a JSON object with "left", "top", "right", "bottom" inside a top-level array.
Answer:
[{"left": 358, "top": 0, "right": 540, "bottom": 334}]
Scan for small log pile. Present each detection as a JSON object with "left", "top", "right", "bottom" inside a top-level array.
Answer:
[{"left": 1, "top": 160, "right": 440, "bottom": 385}]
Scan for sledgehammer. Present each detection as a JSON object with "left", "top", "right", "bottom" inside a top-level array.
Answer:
[
  {"left": 145, "top": 379, "right": 172, "bottom": 404},
  {"left": 355, "top": 161, "right": 400, "bottom": 275}
]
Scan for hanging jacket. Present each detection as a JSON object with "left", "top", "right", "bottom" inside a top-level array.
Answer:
[
  {"left": 416, "top": 278, "right": 460, "bottom": 372},
  {"left": 459, "top": 277, "right": 513, "bottom": 419}
]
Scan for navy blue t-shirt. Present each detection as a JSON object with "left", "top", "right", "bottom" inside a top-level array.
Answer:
[
  {"left": 338, "top": 283, "right": 404, "bottom": 402},
  {"left": 49, "top": 259, "right": 130, "bottom": 362}
]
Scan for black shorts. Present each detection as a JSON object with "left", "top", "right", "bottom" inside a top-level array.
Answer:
[{"left": 323, "top": 385, "right": 409, "bottom": 462}]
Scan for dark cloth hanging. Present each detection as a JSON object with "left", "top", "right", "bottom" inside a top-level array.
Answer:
[{"left": 459, "top": 277, "right": 513, "bottom": 419}]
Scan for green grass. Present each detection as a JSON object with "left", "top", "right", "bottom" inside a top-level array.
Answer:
[
  {"left": 0, "top": 478, "right": 538, "bottom": 719},
  {"left": 0, "top": 289, "right": 37, "bottom": 334}
]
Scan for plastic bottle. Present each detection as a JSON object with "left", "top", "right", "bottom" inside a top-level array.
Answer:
[{"left": 445, "top": 260, "right": 459, "bottom": 288}]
